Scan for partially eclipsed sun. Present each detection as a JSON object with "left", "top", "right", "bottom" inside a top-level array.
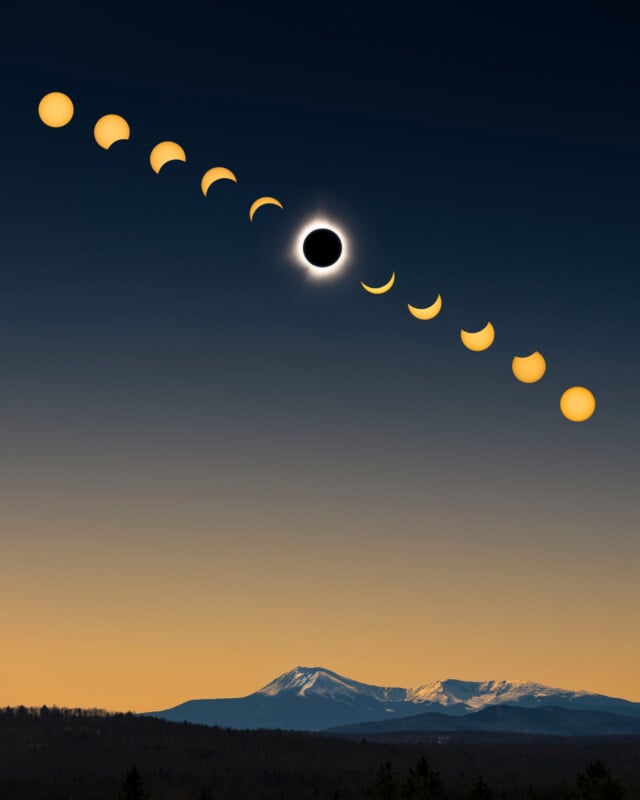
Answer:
[{"left": 294, "top": 219, "right": 348, "bottom": 278}]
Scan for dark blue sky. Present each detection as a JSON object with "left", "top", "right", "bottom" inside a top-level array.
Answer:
[
  {"left": 0, "top": 1, "right": 639, "bottom": 706},
  {"left": 2, "top": 2, "right": 637, "bottom": 437},
  {"left": 1, "top": 0, "right": 638, "bottom": 507}
]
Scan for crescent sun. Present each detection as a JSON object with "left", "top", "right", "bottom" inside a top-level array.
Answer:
[
  {"left": 249, "top": 196, "right": 283, "bottom": 221},
  {"left": 149, "top": 141, "right": 187, "bottom": 174},
  {"left": 360, "top": 272, "right": 395, "bottom": 295},
  {"left": 201, "top": 166, "right": 237, "bottom": 196},
  {"left": 460, "top": 321, "right": 495, "bottom": 351},
  {"left": 407, "top": 294, "right": 442, "bottom": 320}
]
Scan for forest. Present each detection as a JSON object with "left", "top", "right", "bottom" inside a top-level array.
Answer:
[{"left": 0, "top": 706, "right": 638, "bottom": 799}]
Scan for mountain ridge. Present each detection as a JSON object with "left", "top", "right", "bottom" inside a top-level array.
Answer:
[
  {"left": 327, "top": 704, "right": 640, "bottom": 738},
  {"left": 145, "top": 666, "right": 640, "bottom": 732}
]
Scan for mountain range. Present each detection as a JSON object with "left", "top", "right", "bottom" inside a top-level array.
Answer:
[{"left": 145, "top": 666, "right": 640, "bottom": 735}]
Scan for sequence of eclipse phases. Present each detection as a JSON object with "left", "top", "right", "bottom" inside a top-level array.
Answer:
[{"left": 37, "top": 91, "right": 596, "bottom": 423}]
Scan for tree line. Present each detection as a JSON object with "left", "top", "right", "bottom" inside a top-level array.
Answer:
[
  {"left": 368, "top": 756, "right": 626, "bottom": 800},
  {"left": 0, "top": 706, "right": 637, "bottom": 799}
]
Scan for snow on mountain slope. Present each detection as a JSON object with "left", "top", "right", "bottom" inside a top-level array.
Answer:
[
  {"left": 146, "top": 667, "right": 640, "bottom": 731},
  {"left": 407, "top": 679, "right": 585, "bottom": 709},
  {"left": 258, "top": 669, "right": 588, "bottom": 711},
  {"left": 258, "top": 667, "right": 406, "bottom": 704}
]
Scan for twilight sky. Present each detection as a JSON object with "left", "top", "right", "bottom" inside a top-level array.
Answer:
[{"left": 0, "top": 2, "right": 639, "bottom": 710}]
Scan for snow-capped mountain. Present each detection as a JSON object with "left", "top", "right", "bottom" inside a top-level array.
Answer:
[
  {"left": 258, "top": 667, "right": 407, "bottom": 703},
  {"left": 408, "top": 679, "right": 585, "bottom": 709},
  {"left": 145, "top": 666, "right": 640, "bottom": 732}
]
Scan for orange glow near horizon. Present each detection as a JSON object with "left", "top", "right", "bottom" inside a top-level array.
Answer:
[{"left": 2, "top": 497, "right": 639, "bottom": 712}]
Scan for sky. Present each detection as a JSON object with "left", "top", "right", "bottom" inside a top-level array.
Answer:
[{"left": 0, "top": 1, "right": 638, "bottom": 711}]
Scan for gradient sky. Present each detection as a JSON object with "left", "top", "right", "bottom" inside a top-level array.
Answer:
[{"left": 0, "top": 2, "right": 638, "bottom": 711}]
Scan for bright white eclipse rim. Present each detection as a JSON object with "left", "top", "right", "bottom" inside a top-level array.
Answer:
[{"left": 294, "top": 218, "right": 348, "bottom": 278}]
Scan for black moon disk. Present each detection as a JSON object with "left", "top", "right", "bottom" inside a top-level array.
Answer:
[{"left": 302, "top": 228, "right": 342, "bottom": 268}]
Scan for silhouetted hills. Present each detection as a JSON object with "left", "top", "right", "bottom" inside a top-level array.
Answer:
[{"left": 328, "top": 704, "right": 640, "bottom": 737}]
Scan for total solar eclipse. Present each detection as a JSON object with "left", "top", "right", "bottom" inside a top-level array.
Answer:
[
  {"left": 295, "top": 219, "right": 348, "bottom": 277},
  {"left": 303, "top": 228, "right": 342, "bottom": 267}
]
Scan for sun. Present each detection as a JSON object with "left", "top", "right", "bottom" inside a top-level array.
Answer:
[
  {"left": 294, "top": 218, "right": 349, "bottom": 278},
  {"left": 560, "top": 386, "right": 596, "bottom": 422}
]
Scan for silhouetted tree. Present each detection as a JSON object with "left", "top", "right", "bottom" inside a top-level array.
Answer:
[
  {"left": 401, "top": 756, "right": 443, "bottom": 800},
  {"left": 118, "top": 765, "right": 149, "bottom": 800},
  {"left": 549, "top": 787, "right": 576, "bottom": 800},
  {"left": 577, "top": 761, "right": 624, "bottom": 800},
  {"left": 372, "top": 761, "right": 398, "bottom": 800},
  {"left": 469, "top": 775, "right": 493, "bottom": 800}
]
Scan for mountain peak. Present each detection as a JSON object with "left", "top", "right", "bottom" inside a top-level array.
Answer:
[
  {"left": 259, "top": 667, "right": 346, "bottom": 696},
  {"left": 258, "top": 667, "right": 407, "bottom": 704}
]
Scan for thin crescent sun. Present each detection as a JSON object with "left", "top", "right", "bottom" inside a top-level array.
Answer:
[
  {"left": 361, "top": 272, "right": 395, "bottom": 295},
  {"left": 460, "top": 322, "right": 495, "bottom": 351},
  {"left": 201, "top": 166, "right": 237, "bottom": 196},
  {"left": 249, "top": 196, "right": 283, "bottom": 221},
  {"left": 149, "top": 141, "right": 187, "bottom": 174},
  {"left": 408, "top": 294, "right": 442, "bottom": 320}
]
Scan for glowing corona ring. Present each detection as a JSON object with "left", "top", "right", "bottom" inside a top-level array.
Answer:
[{"left": 294, "top": 218, "right": 349, "bottom": 279}]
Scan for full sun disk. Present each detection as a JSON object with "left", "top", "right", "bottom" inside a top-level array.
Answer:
[{"left": 294, "top": 219, "right": 348, "bottom": 277}]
